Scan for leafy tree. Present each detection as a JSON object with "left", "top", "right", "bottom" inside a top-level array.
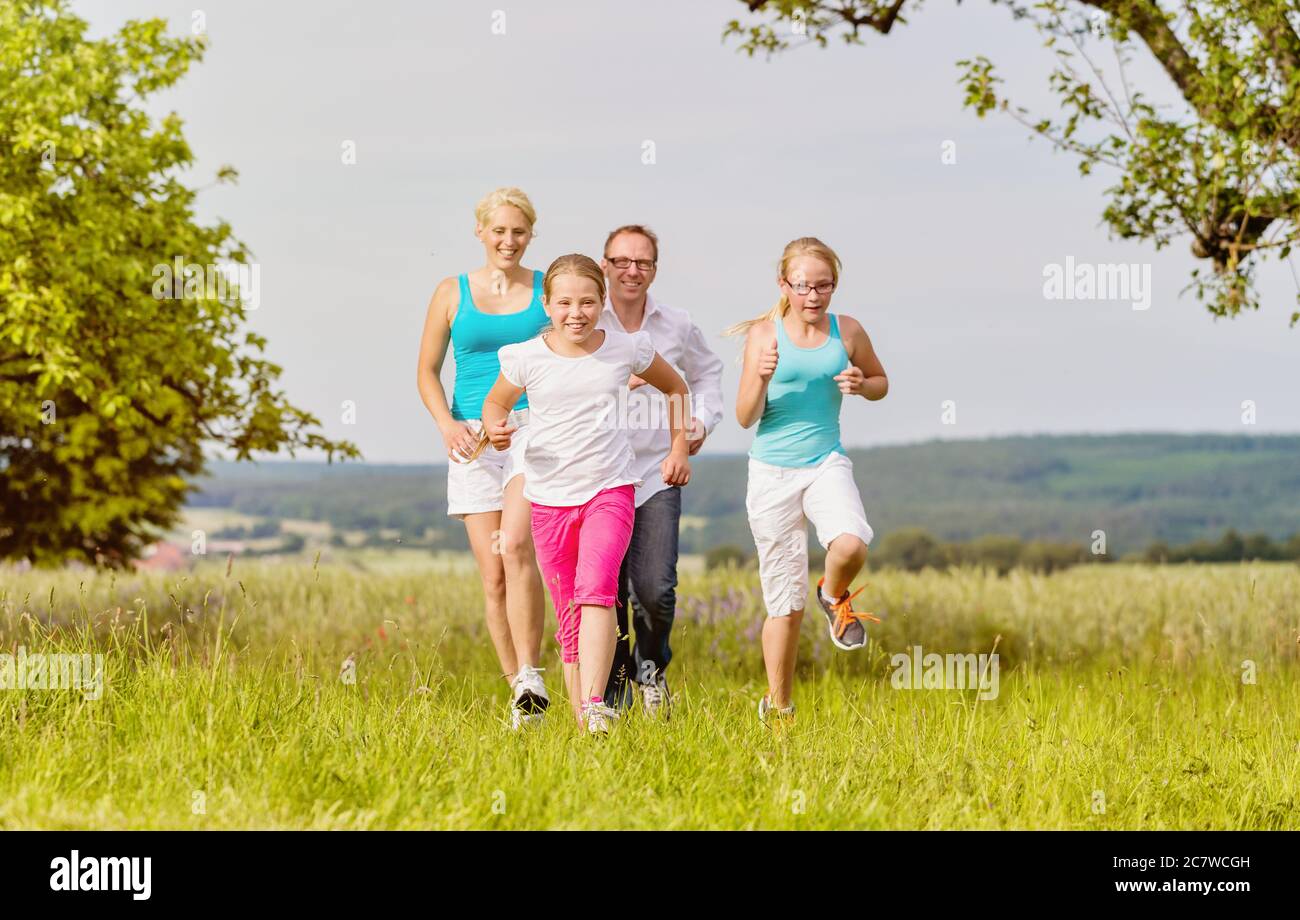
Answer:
[
  {"left": 726, "top": 1, "right": 1300, "bottom": 323},
  {"left": 1025, "top": 538, "right": 1101, "bottom": 570},
  {"left": 875, "top": 526, "right": 950, "bottom": 570},
  {"left": 955, "top": 534, "right": 1026, "bottom": 574},
  {"left": 1215, "top": 527, "right": 1246, "bottom": 560},
  {"left": 0, "top": 2, "right": 359, "bottom": 568},
  {"left": 1241, "top": 530, "right": 1280, "bottom": 559},
  {"left": 1169, "top": 537, "right": 1216, "bottom": 561},
  {"left": 1143, "top": 538, "right": 1171, "bottom": 562},
  {"left": 1152, "top": 526, "right": 1297, "bottom": 561}
]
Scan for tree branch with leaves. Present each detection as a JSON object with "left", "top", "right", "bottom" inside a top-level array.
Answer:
[
  {"left": 725, "top": 0, "right": 1300, "bottom": 323},
  {"left": 1, "top": 1, "right": 360, "bottom": 567}
]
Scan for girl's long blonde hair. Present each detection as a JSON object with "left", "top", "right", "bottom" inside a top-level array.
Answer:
[
  {"left": 723, "top": 236, "right": 842, "bottom": 338},
  {"left": 463, "top": 253, "right": 606, "bottom": 462}
]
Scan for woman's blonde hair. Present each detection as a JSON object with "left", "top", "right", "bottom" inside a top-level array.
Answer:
[
  {"left": 542, "top": 253, "right": 606, "bottom": 303},
  {"left": 474, "top": 186, "right": 537, "bottom": 230},
  {"left": 723, "top": 236, "right": 842, "bottom": 338},
  {"left": 462, "top": 253, "right": 605, "bottom": 463}
]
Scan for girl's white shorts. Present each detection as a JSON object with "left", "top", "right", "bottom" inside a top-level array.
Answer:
[
  {"left": 446, "top": 409, "right": 531, "bottom": 519},
  {"left": 745, "top": 451, "right": 874, "bottom": 617}
]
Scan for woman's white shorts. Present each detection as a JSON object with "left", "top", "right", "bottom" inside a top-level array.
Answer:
[
  {"left": 446, "top": 409, "right": 531, "bottom": 519},
  {"left": 745, "top": 451, "right": 874, "bottom": 618}
]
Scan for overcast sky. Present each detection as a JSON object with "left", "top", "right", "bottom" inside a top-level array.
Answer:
[{"left": 77, "top": 0, "right": 1300, "bottom": 464}]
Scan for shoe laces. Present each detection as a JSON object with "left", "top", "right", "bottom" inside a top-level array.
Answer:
[
  {"left": 583, "top": 701, "right": 618, "bottom": 721},
  {"left": 513, "top": 664, "right": 545, "bottom": 690},
  {"left": 829, "top": 585, "right": 881, "bottom": 638}
]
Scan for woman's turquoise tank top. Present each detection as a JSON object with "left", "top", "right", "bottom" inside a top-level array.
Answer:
[
  {"left": 749, "top": 313, "right": 848, "bottom": 468},
  {"left": 450, "top": 271, "right": 549, "bottom": 420}
]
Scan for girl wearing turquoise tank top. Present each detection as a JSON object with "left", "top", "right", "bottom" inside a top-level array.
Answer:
[
  {"left": 750, "top": 311, "right": 848, "bottom": 467},
  {"left": 729, "top": 236, "right": 889, "bottom": 722},
  {"left": 416, "top": 187, "right": 552, "bottom": 730}
]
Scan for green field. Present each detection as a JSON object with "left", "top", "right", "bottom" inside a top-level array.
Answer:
[{"left": 1, "top": 558, "right": 1298, "bottom": 829}]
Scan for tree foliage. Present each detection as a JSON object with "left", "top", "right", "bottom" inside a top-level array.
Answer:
[
  {"left": 725, "top": 0, "right": 1300, "bottom": 323},
  {"left": 1, "top": 1, "right": 359, "bottom": 567}
]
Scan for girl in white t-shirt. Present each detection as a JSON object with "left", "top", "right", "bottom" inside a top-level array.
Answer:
[{"left": 480, "top": 254, "right": 692, "bottom": 734}]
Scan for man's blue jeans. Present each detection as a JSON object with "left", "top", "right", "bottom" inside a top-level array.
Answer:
[{"left": 605, "top": 485, "right": 680, "bottom": 705}]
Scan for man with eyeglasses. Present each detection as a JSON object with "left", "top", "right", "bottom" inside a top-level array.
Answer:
[{"left": 598, "top": 225, "right": 724, "bottom": 717}]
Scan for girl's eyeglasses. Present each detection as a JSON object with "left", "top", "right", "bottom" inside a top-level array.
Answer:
[{"left": 784, "top": 278, "right": 836, "bottom": 295}]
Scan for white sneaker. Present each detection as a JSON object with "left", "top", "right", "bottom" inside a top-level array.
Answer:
[
  {"left": 583, "top": 700, "right": 620, "bottom": 736},
  {"left": 757, "top": 695, "right": 795, "bottom": 724},
  {"left": 510, "top": 664, "right": 549, "bottom": 731},
  {"left": 640, "top": 677, "right": 671, "bottom": 719},
  {"left": 510, "top": 707, "right": 544, "bottom": 730}
]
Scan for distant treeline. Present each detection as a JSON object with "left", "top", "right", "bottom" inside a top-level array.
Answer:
[
  {"left": 211, "top": 520, "right": 281, "bottom": 540},
  {"left": 1141, "top": 529, "right": 1300, "bottom": 564},
  {"left": 189, "top": 434, "right": 1300, "bottom": 556},
  {"left": 705, "top": 527, "right": 1300, "bottom": 574}
]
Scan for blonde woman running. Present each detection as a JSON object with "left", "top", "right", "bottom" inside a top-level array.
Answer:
[
  {"left": 416, "top": 187, "right": 550, "bottom": 730},
  {"left": 730, "top": 237, "right": 889, "bottom": 723}
]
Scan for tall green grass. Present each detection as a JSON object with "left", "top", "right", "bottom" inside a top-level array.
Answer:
[{"left": 1, "top": 559, "right": 1297, "bottom": 828}]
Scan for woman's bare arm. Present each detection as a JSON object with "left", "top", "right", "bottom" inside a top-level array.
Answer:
[{"left": 417, "top": 278, "right": 482, "bottom": 459}]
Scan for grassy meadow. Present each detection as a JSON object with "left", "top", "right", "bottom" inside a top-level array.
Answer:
[{"left": 1, "top": 557, "right": 1298, "bottom": 829}]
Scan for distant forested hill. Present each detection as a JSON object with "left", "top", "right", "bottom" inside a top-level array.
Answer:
[{"left": 188, "top": 434, "right": 1300, "bottom": 556}]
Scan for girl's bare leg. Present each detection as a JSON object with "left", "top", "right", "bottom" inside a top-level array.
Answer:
[
  {"left": 562, "top": 661, "right": 582, "bottom": 722},
  {"left": 464, "top": 510, "right": 515, "bottom": 683},
  {"left": 762, "top": 609, "right": 803, "bottom": 710},
  {"left": 578, "top": 604, "right": 617, "bottom": 708},
  {"left": 499, "top": 474, "right": 544, "bottom": 669},
  {"left": 823, "top": 535, "right": 868, "bottom": 599}
]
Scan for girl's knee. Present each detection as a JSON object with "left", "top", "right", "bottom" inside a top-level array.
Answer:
[
  {"left": 479, "top": 570, "right": 507, "bottom": 602},
  {"left": 829, "top": 534, "right": 868, "bottom": 562},
  {"left": 498, "top": 531, "right": 534, "bottom": 568}
]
